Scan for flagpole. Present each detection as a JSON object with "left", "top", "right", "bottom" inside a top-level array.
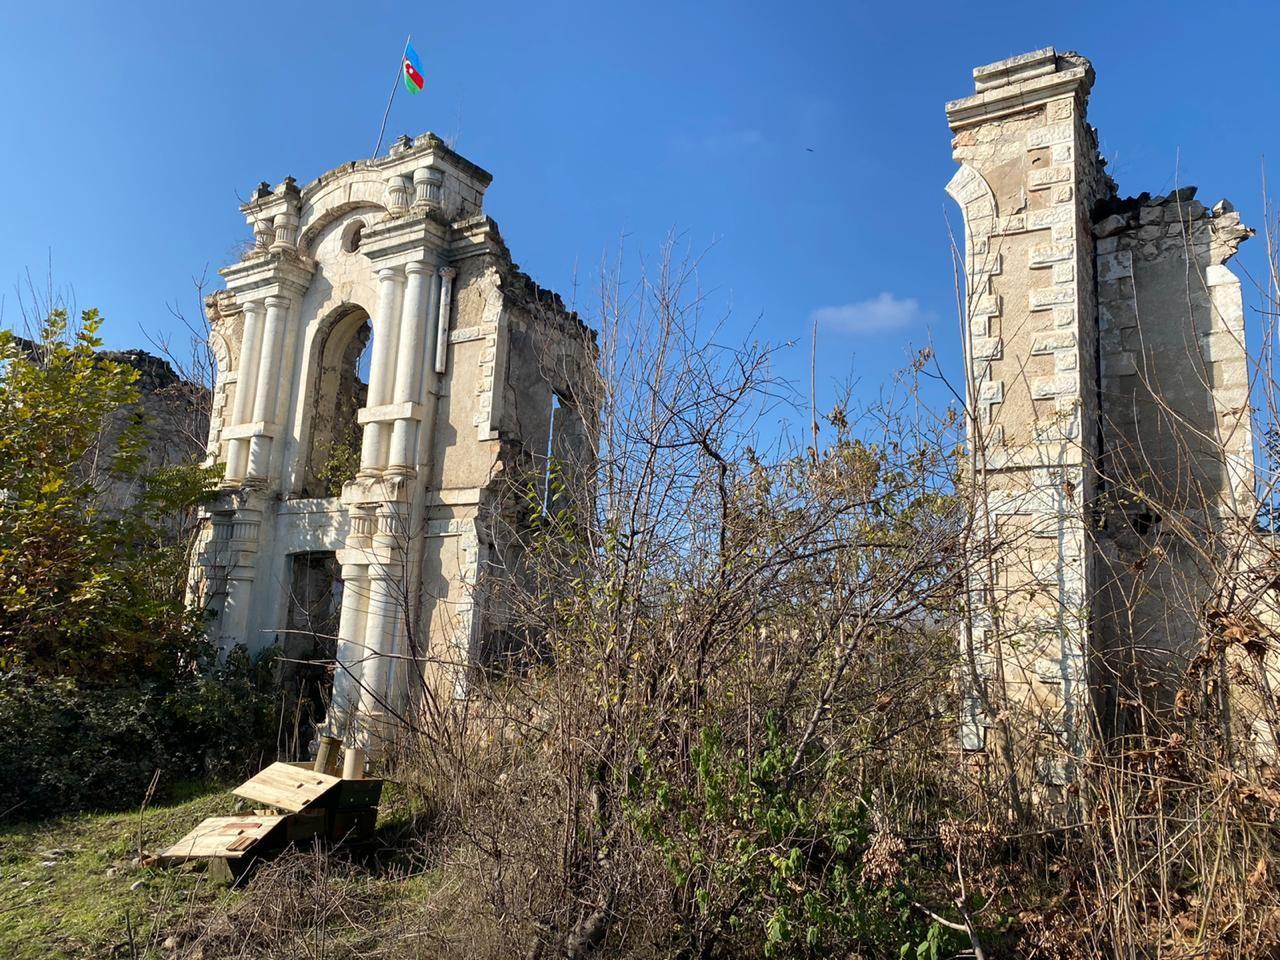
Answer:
[{"left": 372, "top": 34, "right": 411, "bottom": 159}]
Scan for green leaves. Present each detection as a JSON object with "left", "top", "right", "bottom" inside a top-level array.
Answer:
[{"left": 0, "top": 310, "right": 213, "bottom": 680}]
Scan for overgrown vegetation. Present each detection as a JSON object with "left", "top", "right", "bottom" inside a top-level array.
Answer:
[
  {"left": 0, "top": 311, "right": 280, "bottom": 817},
  {"left": 9, "top": 228, "right": 1280, "bottom": 959}
]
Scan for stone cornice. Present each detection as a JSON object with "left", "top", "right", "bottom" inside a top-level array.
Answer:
[
  {"left": 361, "top": 212, "right": 450, "bottom": 266},
  {"left": 289, "top": 133, "right": 493, "bottom": 210},
  {"left": 946, "top": 50, "right": 1093, "bottom": 131},
  {"left": 447, "top": 216, "right": 505, "bottom": 262},
  {"left": 219, "top": 253, "right": 316, "bottom": 299}
]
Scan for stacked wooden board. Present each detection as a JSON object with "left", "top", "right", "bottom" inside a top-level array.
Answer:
[{"left": 161, "top": 762, "right": 383, "bottom": 883}]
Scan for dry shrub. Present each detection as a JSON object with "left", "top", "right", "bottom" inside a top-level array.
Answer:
[
  {"left": 189, "top": 232, "right": 1280, "bottom": 958},
  {"left": 180, "top": 851, "right": 389, "bottom": 960}
]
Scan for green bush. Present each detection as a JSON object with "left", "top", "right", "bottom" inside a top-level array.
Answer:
[
  {"left": 0, "top": 645, "right": 280, "bottom": 816},
  {"left": 0, "top": 310, "right": 287, "bottom": 817}
]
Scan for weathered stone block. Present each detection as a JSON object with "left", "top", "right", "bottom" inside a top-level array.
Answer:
[
  {"left": 1096, "top": 251, "right": 1133, "bottom": 282},
  {"left": 1028, "top": 206, "right": 1072, "bottom": 229},
  {"left": 1029, "top": 165, "right": 1073, "bottom": 187},
  {"left": 1031, "top": 330, "right": 1077, "bottom": 354},
  {"left": 1029, "top": 242, "right": 1075, "bottom": 266},
  {"left": 1030, "top": 285, "right": 1076, "bottom": 309},
  {"left": 971, "top": 336, "right": 1003, "bottom": 360},
  {"left": 1031, "top": 374, "right": 1077, "bottom": 399},
  {"left": 1100, "top": 350, "right": 1137, "bottom": 377},
  {"left": 1094, "top": 214, "right": 1128, "bottom": 238}
]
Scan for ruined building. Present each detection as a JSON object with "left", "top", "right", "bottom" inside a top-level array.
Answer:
[
  {"left": 189, "top": 134, "right": 595, "bottom": 772},
  {"left": 947, "top": 49, "right": 1256, "bottom": 776}
]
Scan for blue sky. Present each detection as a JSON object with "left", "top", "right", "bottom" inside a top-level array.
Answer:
[{"left": 1, "top": 0, "right": 1277, "bottom": 425}]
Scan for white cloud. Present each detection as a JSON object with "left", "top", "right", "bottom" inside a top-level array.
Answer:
[{"left": 810, "top": 292, "right": 930, "bottom": 334}]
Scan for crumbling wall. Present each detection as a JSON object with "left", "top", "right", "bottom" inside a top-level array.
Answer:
[
  {"left": 949, "top": 47, "right": 1258, "bottom": 763},
  {"left": 1091, "top": 189, "right": 1254, "bottom": 723},
  {"left": 84, "top": 347, "right": 207, "bottom": 514}
]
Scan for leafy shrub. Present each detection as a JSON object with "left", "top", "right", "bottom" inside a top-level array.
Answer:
[
  {"left": 0, "top": 645, "right": 281, "bottom": 816},
  {"left": 0, "top": 310, "right": 285, "bottom": 817}
]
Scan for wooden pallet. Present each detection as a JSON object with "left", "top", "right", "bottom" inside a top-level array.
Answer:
[
  {"left": 161, "top": 815, "right": 287, "bottom": 862},
  {"left": 232, "top": 762, "right": 342, "bottom": 812},
  {"left": 162, "top": 762, "right": 386, "bottom": 884}
]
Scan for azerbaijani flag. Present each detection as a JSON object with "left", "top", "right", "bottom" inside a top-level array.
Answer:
[{"left": 403, "top": 44, "right": 425, "bottom": 94}]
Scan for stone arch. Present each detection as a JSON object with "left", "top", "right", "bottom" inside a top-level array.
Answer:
[
  {"left": 946, "top": 163, "right": 1006, "bottom": 435},
  {"left": 296, "top": 175, "right": 390, "bottom": 253},
  {"left": 945, "top": 163, "right": 998, "bottom": 258},
  {"left": 295, "top": 302, "right": 376, "bottom": 497}
]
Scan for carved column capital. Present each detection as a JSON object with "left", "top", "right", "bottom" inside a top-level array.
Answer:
[
  {"left": 386, "top": 175, "right": 412, "bottom": 214},
  {"left": 252, "top": 219, "right": 275, "bottom": 251},
  {"left": 413, "top": 167, "right": 443, "bottom": 207},
  {"left": 439, "top": 266, "right": 457, "bottom": 281},
  {"left": 269, "top": 212, "right": 299, "bottom": 253}
]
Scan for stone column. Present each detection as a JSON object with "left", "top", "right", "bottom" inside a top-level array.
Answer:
[
  {"left": 433, "top": 266, "right": 456, "bottom": 375},
  {"left": 387, "top": 261, "right": 431, "bottom": 475},
  {"left": 246, "top": 294, "right": 289, "bottom": 482},
  {"left": 358, "top": 558, "right": 404, "bottom": 737},
  {"left": 224, "top": 300, "right": 264, "bottom": 483},
  {"left": 218, "top": 505, "right": 263, "bottom": 648},
  {"left": 359, "top": 267, "right": 405, "bottom": 477},
  {"left": 328, "top": 562, "right": 369, "bottom": 741}
]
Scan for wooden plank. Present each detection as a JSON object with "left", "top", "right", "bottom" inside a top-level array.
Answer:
[
  {"left": 232, "top": 761, "right": 343, "bottom": 812},
  {"left": 162, "top": 815, "right": 286, "bottom": 861}
]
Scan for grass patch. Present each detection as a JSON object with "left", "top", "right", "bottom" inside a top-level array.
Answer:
[
  {"left": 0, "top": 784, "right": 238, "bottom": 959},
  {"left": 0, "top": 778, "right": 445, "bottom": 958}
]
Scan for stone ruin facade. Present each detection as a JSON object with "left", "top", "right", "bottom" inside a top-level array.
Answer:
[
  {"left": 947, "top": 49, "right": 1256, "bottom": 778},
  {"left": 188, "top": 134, "right": 595, "bottom": 771}
]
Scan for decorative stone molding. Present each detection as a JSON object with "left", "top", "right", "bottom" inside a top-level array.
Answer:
[
  {"left": 386, "top": 175, "right": 413, "bottom": 214},
  {"left": 434, "top": 266, "right": 456, "bottom": 374},
  {"left": 414, "top": 167, "right": 443, "bottom": 207},
  {"left": 253, "top": 218, "right": 276, "bottom": 251}
]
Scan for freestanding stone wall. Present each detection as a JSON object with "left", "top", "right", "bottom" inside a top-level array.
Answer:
[
  {"left": 189, "top": 134, "right": 596, "bottom": 769},
  {"left": 946, "top": 49, "right": 1255, "bottom": 781}
]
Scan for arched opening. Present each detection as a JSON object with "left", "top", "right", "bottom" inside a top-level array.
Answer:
[
  {"left": 340, "top": 218, "right": 365, "bottom": 254},
  {"left": 300, "top": 305, "right": 374, "bottom": 497}
]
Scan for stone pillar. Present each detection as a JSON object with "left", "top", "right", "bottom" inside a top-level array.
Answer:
[
  {"left": 225, "top": 300, "right": 264, "bottom": 483},
  {"left": 218, "top": 505, "right": 263, "bottom": 647},
  {"left": 413, "top": 167, "right": 443, "bottom": 207},
  {"left": 359, "top": 267, "right": 405, "bottom": 477},
  {"left": 245, "top": 294, "right": 289, "bottom": 482},
  {"left": 328, "top": 562, "right": 369, "bottom": 741},
  {"left": 252, "top": 218, "right": 275, "bottom": 251},
  {"left": 386, "top": 175, "right": 412, "bottom": 215},
  {"left": 358, "top": 564, "right": 401, "bottom": 724},
  {"left": 946, "top": 48, "right": 1105, "bottom": 773},
  {"left": 433, "top": 266, "right": 456, "bottom": 375},
  {"left": 387, "top": 261, "right": 431, "bottom": 475}
]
